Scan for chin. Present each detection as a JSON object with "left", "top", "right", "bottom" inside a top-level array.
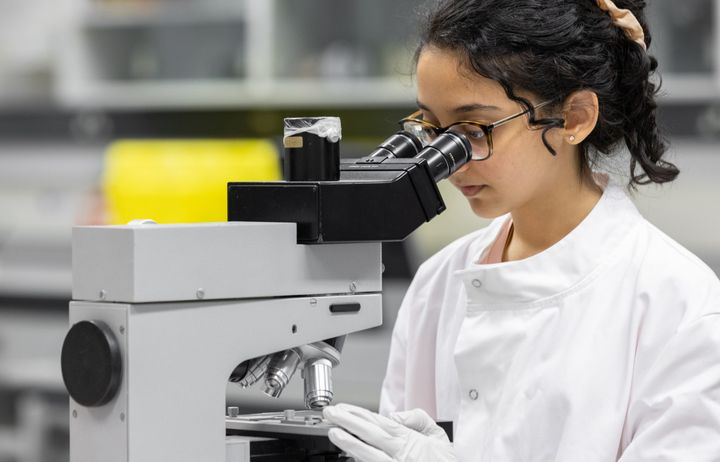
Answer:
[{"left": 467, "top": 197, "right": 508, "bottom": 219}]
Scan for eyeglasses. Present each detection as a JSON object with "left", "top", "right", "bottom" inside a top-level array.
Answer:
[{"left": 398, "top": 100, "right": 555, "bottom": 161}]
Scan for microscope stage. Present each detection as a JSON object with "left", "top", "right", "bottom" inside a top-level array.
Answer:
[
  {"left": 226, "top": 410, "right": 349, "bottom": 460},
  {"left": 226, "top": 410, "right": 335, "bottom": 438}
]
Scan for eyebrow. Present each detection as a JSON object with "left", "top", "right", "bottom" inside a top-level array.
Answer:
[{"left": 416, "top": 100, "right": 501, "bottom": 114}]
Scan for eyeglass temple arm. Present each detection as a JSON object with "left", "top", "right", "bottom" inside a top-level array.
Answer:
[{"left": 489, "top": 99, "right": 555, "bottom": 129}]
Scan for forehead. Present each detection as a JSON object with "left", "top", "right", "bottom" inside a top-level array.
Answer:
[{"left": 416, "top": 47, "right": 510, "bottom": 111}]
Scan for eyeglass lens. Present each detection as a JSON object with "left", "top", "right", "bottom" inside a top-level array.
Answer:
[{"left": 401, "top": 121, "right": 490, "bottom": 160}]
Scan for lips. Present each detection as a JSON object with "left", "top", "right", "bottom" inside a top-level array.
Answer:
[{"left": 460, "top": 185, "right": 486, "bottom": 197}]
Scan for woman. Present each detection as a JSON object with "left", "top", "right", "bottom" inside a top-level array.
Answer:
[{"left": 323, "top": 0, "right": 720, "bottom": 461}]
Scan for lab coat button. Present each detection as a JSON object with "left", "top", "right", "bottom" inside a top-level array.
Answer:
[
  {"left": 471, "top": 279, "right": 482, "bottom": 288},
  {"left": 469, "top": 389, "right": 479, "bottom": 400}
]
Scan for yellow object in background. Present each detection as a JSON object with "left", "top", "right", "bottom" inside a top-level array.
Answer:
[{"left": 103, "top": 139, "right": 281, "bottom": 224}]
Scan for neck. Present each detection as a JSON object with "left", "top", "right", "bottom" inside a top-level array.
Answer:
[{"left": 504, "top": 174, "right": 603, "bottom": 262}]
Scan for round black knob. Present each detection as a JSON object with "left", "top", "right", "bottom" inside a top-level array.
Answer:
[{"left": 61, "top": 320, "right": 122, "bottom": 407}]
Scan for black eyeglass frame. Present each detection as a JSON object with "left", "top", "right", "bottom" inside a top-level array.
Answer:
[{"left": 398, "top": 99, "right": 556, "bottom": 161}]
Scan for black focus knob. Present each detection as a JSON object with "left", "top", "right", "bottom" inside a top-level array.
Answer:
[{"left": 61, "top": 320, "right": 122, "bottom": 407}]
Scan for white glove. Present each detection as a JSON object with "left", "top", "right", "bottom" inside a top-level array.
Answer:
[{"left": 323, "top": 403, "right": 457, "bottom": 462}]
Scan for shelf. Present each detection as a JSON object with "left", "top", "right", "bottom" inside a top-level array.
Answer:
[
  {"left": 56, "top": 77, "right": 418, "bottom": 109},
  {"left": 57, "top": 74, "right": 720, "bottom": 109},
  {"left": 82, "top": 2, "right": 246, "bottom": 28},
  {"left": 0, "top": 265, "right": 71, "bottom": 299},
  {"left": 658, "top": 74, "right": 720, "bottom": 103}
]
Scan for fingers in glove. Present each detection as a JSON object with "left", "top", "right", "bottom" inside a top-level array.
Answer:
[
  {"left": 333, "top": 403, "right": 408, "bottom": 437},
  {"left": 323, "top": 405, "right": 404, "bottom": 456},
  {"left": 390, "top": 409, "right": 449, "bottom": 441},
  {"left": 328, "top": 427, "right": 393, "bottom": 462}
]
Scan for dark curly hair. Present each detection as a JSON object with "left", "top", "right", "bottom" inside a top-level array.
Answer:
[{"left": 417, "top": 0, "right": 679, "bottom": 186}]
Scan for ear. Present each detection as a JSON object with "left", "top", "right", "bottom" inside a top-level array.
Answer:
[{"left": 561, "top": 90, "right": 599, "bottom": 145}]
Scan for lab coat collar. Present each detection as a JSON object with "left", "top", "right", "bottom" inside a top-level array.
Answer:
[{"left": 455, "top": 184, "right": 642, "bottom": 308}]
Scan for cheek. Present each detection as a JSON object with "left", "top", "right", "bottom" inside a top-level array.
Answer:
[
  {"left": 461, "top": 131, "right": 556, "bottom": 216},
  {"left": 478, "top": 134, "right": 543, "bottom": 190}
]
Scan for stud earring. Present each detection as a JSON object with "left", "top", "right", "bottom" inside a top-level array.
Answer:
[{"left": 569, "top": 135, "right": 576, "bottom": 143}]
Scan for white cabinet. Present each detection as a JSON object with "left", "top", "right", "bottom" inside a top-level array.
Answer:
[
  {"left": 648, "top": 0, "right": 720, "bottom": 102},
  {"left": 48, "top": 0, "right": 720, "bottom": 108},
  {"left": 55, "top": 0, "right": 423, "bottom": 109}
]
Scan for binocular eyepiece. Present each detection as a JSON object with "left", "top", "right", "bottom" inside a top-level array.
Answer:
[
  {"left": 231, "top": 117, "right": 474, "bottom": 243},
  {"left": 369, "top": 131, "right": 472, "bottom": 183},
  {"left": 283, "top": 116, "right": 472, "bottom": 184}
]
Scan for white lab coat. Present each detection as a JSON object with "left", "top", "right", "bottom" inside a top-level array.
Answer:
[{"left": 379, "top": 185, "right": 720, "bottom": 461}]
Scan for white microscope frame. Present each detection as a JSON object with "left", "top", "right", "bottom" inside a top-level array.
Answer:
[{"left": 68, "top": 221, "right": 383, "bottom": 462}]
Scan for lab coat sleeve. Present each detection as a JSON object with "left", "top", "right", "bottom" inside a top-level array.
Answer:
[{"left": 618, "top": 312, "right": 720, "bottom": 461}]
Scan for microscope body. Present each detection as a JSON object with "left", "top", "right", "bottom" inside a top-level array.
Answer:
[
  {"left": 65, "top": 222, "right": 382, "bottom": 462},
  {"left": 62, "top": 117, "right": 472, "bottom": 461}
]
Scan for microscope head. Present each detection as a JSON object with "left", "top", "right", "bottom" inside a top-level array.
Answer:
[{"left": 228, "top": 116, "right": 472, "bottom": 244}]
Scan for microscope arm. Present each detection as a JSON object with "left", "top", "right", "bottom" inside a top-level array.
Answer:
[{"left": 64, "top": 221, "right": 382, "bottom": 462}]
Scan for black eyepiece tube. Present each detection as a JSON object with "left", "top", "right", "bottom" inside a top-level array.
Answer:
[
  {"left": 283, "top": 117, "right": 341, "bottom": 182},
  {"left": 415, "top": 132, "right": 472, "bottom": 183},
  {"left": 368, "top": 131, "right": 423, "bottom": 159}
]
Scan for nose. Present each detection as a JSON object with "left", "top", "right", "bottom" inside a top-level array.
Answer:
[{"left": 453, "top": 161, "right": 472, "bottom": 175}]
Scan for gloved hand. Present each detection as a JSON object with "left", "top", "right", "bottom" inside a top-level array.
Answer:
[{"left": 323, "top": 403, "right": 457, "bottom": 462}]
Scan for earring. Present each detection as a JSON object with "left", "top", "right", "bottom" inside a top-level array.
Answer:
[{"left": 569, "top": 135, "right": 576, "bottom": 143}]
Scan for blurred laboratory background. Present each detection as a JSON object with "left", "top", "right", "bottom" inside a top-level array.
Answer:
[{"left": 0, "top": 0, "right": 718, "bottom": 461}]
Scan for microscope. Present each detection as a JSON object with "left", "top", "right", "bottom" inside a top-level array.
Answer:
[{"left": 60, "top": 117, "right": 471, "bottom": 462}]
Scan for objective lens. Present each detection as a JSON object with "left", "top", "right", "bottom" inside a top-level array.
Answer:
[
  {"left": 263, "top": 349, "right": 301, "bottom": 399},
  {"left": 303, "top": 358, "right": 334, "bottom": 409},
  {"left": 415, "top": 132, "right": 472, "bottom": 183},
  {"left": 230, "top": 355, "right": 271, "bottom": 389},
  {"left": 368, "top": 131, "right": 423, "bottom": 159}
]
